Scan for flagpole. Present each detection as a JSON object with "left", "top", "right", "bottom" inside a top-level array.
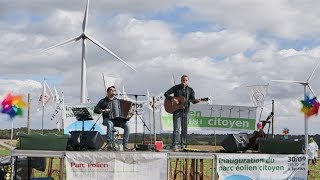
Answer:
[
  {"left": 61, "top": 92, "right": 65, "bottom": 134},
  {"left": 102, "top": 73, "right": 107, "bottom": 92},
  {"left": 10, "top": 117, "right": 14, "bottom": 180},
  {"left": 42, "top": 79, "right": 45, "bottom": 134},
  {"left": 27, "top": 93, "right": 30, "bottom": 134}
]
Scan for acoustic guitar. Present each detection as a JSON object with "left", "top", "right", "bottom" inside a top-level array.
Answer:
[{"left": 164, "top": 96, "right": 209, "bottom": 114}]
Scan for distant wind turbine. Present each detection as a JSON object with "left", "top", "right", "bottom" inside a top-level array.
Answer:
[
  {"left": 42, "top": 0, "right": 136, "bottom": 103},
  {"left": 272, "top": 61, "right": 320, "bottom": 150}
]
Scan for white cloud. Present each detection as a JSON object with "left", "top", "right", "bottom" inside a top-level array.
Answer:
[{"left": 179, "top": 30, "right": 256, "bottom": 57}]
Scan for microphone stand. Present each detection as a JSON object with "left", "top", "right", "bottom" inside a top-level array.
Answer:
[
  {"left": 90, "top": 114, "right": 102, "bottom": 131},
  {"left": 120, "top": 94, "right": 146, "bottom": 149},
  {"left": 137, "top": 114, "right": 151, "bottom": 144}
]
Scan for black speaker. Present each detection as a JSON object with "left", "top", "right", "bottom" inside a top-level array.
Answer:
[
  {"left": 69, "top": 131, "right": 106, "bottom": 151},
  {"left": 258, "top": 138, "right": 304, "bottom": 154},
  {"left": 221, "top": 133, "right": 249, "bottom": 152}
]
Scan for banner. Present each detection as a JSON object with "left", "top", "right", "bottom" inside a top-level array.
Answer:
[
  {"left": 216, "top": 153, "right": 307, "bottom": 180},
  {"left": 65, "top": 152, "right": 167, "bottom": 180},
  {"left": 161, "top": 104, "right": 257, "bottom": 132}
]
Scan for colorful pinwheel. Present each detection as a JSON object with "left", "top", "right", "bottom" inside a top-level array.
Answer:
[
  {"left": 300, "top": 95, "right": 320, "bottom": 118},
  {"left": 282, "top": 128, "right": 289, "bottom": 135},
  {"left": 1, "top": 93, "right": 26, "bottom": 118}
]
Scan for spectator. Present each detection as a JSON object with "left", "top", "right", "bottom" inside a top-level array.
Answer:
[{"left": 307, "top": 137, "right": 318, "bottom": 165}]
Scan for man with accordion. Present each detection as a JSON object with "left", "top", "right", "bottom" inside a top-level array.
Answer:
[{"left": 94, "top": 86, "right": 133, "bottom": 150}]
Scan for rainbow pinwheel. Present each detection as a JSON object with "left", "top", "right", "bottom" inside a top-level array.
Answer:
[
  {"left": 300, "top": 95, "right": 320, "bottom": 118},
  {"left": 1, "top": 93, "right": 26, "bottom": 118}
]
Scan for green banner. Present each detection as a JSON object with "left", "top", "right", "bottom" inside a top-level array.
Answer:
[
  {"left": 161, "top": 104, "right": 257, "bottom": 131},
  {"left": 162, "top": 115, "right": 255, "bottom": 131}
]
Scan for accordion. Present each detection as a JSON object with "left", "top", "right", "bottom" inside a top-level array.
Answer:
[{"left": 115, "top": 99, "right": 135, "bottom": 120}]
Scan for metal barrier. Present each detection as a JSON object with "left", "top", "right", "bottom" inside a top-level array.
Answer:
[{"left": 168, "top": 152, "right": 217, "bottom": 180}]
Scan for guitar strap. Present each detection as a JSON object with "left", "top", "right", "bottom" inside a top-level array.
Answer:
[{"left": 186, "top": 87, "right": 189, "bottom": 109}]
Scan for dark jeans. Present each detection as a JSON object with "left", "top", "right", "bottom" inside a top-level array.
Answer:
[
  {"left": 172, "top": 111, "right": 188, "bottom": 147},
  {"left": 103, "top": 117, "right": 130, "bottom": 147}
]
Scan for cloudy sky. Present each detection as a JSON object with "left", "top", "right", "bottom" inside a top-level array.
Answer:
[{"left": 1, "top": 0, "right": 320, "bottom": 135}]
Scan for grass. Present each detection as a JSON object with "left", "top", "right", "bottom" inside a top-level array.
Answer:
[
  {"left": 309, "top": 163, "right": 320, "bottom": 180},
  {"left": 0, "top": 149, "right": 10, "bottom": 156}
]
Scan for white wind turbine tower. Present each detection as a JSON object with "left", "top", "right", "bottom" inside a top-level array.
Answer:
[
  {"left": 272, "top": 61, "right": 320, "bottom": 150},
  {"left": 42, "top": 0, "right": 136, "bottom": 103}
]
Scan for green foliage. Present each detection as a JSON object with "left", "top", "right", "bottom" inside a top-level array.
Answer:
[{"left": 0, "top": 149, "right": 10, "bottom": 156}]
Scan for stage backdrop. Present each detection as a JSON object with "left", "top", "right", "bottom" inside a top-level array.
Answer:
[
  {"left": 216, "top": 153, "right": 307, "bottom": 180},
  {"left": 161, "top": 104, "right": 257, "bottom": 132},
  {"left": 65, "top": 152, "right": 167, "bottom": 180}
]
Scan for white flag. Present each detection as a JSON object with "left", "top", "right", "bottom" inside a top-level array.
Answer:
[
  {"left": 85, "top": 87, "right": 91, "bottom": 103},
  {"left": 119, "top": 85, "right": 129, "bottom": 100},
  {"left": 147, "top": 92, "right": 164, "bottom": 112},
  {"left": 53, "top": 86, "right": 60, "bottom": 108},
  {"left": 247, "top": 84, "right": 269, "bottom": 108},
  {"left": 38, "top": 80, "right": 54, "bottom": 107},
  {"left": 102, "top": 73, "right": 116, "bottom": 91},
  {"left": 171, "top": 73, "right": 176, "bottom": 86},
  {"left": 51, "top": 92, "right": 64, "bottom": 122}
]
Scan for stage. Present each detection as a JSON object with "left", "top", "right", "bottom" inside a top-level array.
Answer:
[{"left": 9, "top": 149, "right": 308, "bottom": 180}]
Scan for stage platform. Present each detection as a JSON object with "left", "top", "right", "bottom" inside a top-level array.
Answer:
[{"left": 8, "top": 149, "right": 307, "bottom": 180}]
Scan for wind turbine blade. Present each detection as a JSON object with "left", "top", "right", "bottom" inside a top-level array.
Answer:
[
  {"left": 271, "top": 80, "right": 307, "bottom": 85},
  {"left": 40, "top": 36, "right": 82, "bottom": 53},
  {"left": 307, "top": 84, "right": 317, "bottom": 97},
  {"left": 307, "top": 61, "right": 320, "bottom": 82},
  {"left": 82, "top": 0, "right": 89, "bottom": 32},
  {"left": 86, "top": 35, "right": 137, "bottom": 72}
]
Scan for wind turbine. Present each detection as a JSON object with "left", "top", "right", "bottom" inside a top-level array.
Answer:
[
  {"left": 42, "top": 0, "right": 136, "bottom": 103},
  {"left": 272, "top": 61, "right": 320, "bottom": 150}
]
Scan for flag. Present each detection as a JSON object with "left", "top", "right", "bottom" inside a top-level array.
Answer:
[
  {"left": 147, "top": 89, "right": 153, "bottom": 110},
  {"left": 38, "top": 80, "right": 54, "bottom": 107},
  {"left": 118, "top": 86, "right": 129, "bottom": 100},
  {"left": 102, "top": 73, "right": 116, "bottom": 91},
  {"left": 51, "top": 92, "right": 64, "bottom": 122},
  {"left": 53, "top": 86, "right": 60, "bottom": 108},
  {"left": 247, "top": 84, "right": 269, "bottom": 108},
  {"left": 85, "top": 87, "right": 91, "bottom": 103},
  {"left": 147, "top": 91, "right": 164, "bottom": 112},
  {"left": 171, "top": 73, "right": 176, "bottom": 86}
]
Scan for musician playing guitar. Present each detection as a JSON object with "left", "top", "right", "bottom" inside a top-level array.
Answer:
[
  {"left": 94, "top": 86, "right": 130, "bottom": 151},
  {"left": 164, "top": 75, "right": 200, "bottom": 151}
]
